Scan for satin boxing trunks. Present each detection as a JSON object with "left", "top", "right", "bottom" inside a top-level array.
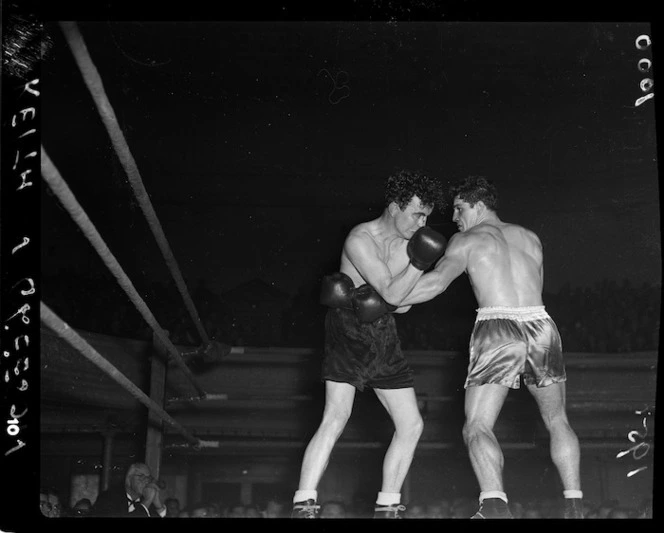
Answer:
[
  {"left": 465, "top": 306, "right": 566, "bottom": 389},
  {"left": 321, "top": 307, "right": 413, "bottom": 392}
]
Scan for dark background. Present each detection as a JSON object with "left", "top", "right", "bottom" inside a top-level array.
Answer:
[
  {"left": 0, "top": 4, "right": 659, "bottom": 528},
  {"left": 38, "top": 19, "right": 660, "bottom": 346}
]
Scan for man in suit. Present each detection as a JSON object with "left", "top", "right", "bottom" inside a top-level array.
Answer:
[{"left": 91, "top": 462, "right": 166, "bottom": 517}]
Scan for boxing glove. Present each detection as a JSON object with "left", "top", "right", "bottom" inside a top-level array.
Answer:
[
  {"left": 407, "top": 226, "right": 447, "bottom": 270},
  {"left": 320, "top": 272, "right": 355, "bottom": 309},
  {"left": 352, "top": 284, "right": 397, "bottom": 323}
]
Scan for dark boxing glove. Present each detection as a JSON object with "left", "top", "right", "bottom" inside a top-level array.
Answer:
[
  {"left": 407, "top": 226, "right": 447, "bottom": 270},
  {"left": 352, "top": 284, "right": 398, "bottom": 323},
  {"left": 320, "top": 272, "right": 355, "bottom": 309}
]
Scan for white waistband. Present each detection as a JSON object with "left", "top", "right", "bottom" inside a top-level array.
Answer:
[{"left": 476, "top": 306, "right": 548, "bottom": 321}]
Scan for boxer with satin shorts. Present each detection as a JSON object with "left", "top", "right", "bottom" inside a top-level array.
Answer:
[
  {"left": 401, "top": 176, "right": 584, "bottom": 519},
  {"left": 465, "top": 306, "right": 566, "bottom": 390}
]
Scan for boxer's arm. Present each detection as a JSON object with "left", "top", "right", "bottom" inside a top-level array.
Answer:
[
  {"left": 343, "top": 231, "right": 422, "bottom": 306},
  {"left": 399, "top": 234, "right": 468, "bottom": 306}
]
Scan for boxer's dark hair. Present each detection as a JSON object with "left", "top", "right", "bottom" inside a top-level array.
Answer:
[
  {"left": 385, "top": 170, "right": 446, "bottom": 212},
  {"left": 450, "top": 175, "right": 498, "bottom": 211}
]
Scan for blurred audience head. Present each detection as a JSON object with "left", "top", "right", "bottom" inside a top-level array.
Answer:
[
  {"left": 597, "top": 498, "right": 620, "bottom": 519},
  {"left": 636, "top": 497, "right": 653, "bottom": 518},
  {"left": 425, "top": 500, "right": 451, "bottom": 518},
  {"left": 405, "top": 502, "right": 427, "bottom": 518},
  {"left": 320, "top": 500, "right": 347, "bottom": 518},
  {"left": 226, "top": 502, "right": 246, "bottom": 518},
  {"left": 165, "top": 497, "right": 181, "bottom": 517},
  {"left": 71, "top": 497, "right": 92, "bottom": 517},
  {"left": 509, "top": 499, "right": 524, "bottom": 519},
  {"left": 244, "top": 503, "right": 263, "bottom": 518},
  {"left": 608, "top": 507, "right": 633, "bottom": 519},
  {"left": 39, "top": 487, "right": 62, "bottom": 518},
  {"left": 264, "top": 496, "right": 287, "bottom": 518},
  {"left": 206, "top": 502, "right": 221, "bottom": 517},
  {"left": 190, "top": 503, "right": 209, "bottom": 518}
]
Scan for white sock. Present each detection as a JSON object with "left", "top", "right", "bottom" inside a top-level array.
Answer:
[
  {"left": 479, "top": 490, "right": 508, "bottom": 504},
  {"left": 293, "top": 490, "right": 317, "bottom": 504},
  {"left": 563, "top": 490, "right": 583, "bottom": 499},
  {"left": 376, "top": 492, "right": 401, "bottom": 506}
]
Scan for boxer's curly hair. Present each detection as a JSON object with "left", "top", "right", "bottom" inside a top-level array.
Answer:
[
  {"left": 450, "top": 175, "right": 498, "bottom": 211},
  {"left": 384, "top": 170, "right": 446, "bottom": 213}
]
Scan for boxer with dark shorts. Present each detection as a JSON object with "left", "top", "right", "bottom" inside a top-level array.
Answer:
[
  {"left": 291, "top": 170, "right": 446, "bottom": 519},
  {"left": 322, "top": 307, "right": 413, "bottom": 391},
  {"left": 401, "top": 176, "right": 584, "bottom": 519}
]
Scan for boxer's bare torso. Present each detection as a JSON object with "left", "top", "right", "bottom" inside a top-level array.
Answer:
[
  {"left": 340, "top": 220, "right": 411, "bottom": 288},
  {"left": 400, "top": 198, "right": 544, "bottom": 308}
]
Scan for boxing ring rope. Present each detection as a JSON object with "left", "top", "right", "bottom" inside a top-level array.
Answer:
[
  {"left": 40, "top": 302, "right": 219, "bottom": 449},
  {"left": 41, "top": 148, "right": 206, "bottom": 398},
  {"left": 57, "top": 20, "right": 212, "bottom": 349}
]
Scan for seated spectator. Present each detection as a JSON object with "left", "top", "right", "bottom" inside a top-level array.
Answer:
[
  {"left": 319, "top": 500, "right": 347, "bottom": 518},
  {"left": 226, "top": 502, "right": 246, "bottom": 518},
  {"left": 90, "top": 462, "right": 166, "bottom": 517},
  {"left": 244, "top": 503, "right": 263, "bottom": 518},
  {"left": 190, "top": 502, "right": 209, "bottom": 517},
  {"left": 523, "top": 507, "right": 543, "bottom": 519},
  {"left": 263, "top": 496, "right": 287, "bottom": 518},
  {"left": 509, "top": 499, "right": 525, "bottom": 519},
  {"left": 425, "top": 500, "right": 451, "bottom": 518},
  {"left": 39, "top": 489, "right": 50, "bottom": 517},
  {"left": 538, "top": 497, "right": 559, "bottom": 518},
  {"left": 207, "top": 502, "right": 221, "bottom": 517},
  {"left": 347, "top": 495, "right": 373, "bottom": 518},
  {"left": 580, "top": 500, "right": 597, "bottom": 518},
  {"left": 449, "top": 497, "right": 475, "bottom": 518},
  {"left": 608, "top": 507, "right": 633, "bottom": 519},
  {"left": 71, "top": 498, "right": 93, "bottom": 517},
  {"left": 596, "top": 499, "right": 620, "bottom": 519},
  {"left": 635, "top": 497, "right": 653, "bottom": 519},
  {"left": 39, "top": 487, "right": 62, "bottom": 518},
  {"left": 405, "top": 502, "right": 427, "bottom": 518},
  {"left": 164, "top": 497, "right": 181, "bottom": 517}
]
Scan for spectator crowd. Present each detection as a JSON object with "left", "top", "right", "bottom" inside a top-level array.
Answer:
[
  {"left": 43, "top": 270, "right": 659, "bottom": 353},
  {"left": 42, "top": 487, "right": 652, "bottom": 519}
]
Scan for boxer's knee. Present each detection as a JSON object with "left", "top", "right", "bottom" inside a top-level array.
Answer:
[
  {"left": 397, "top": 412, "right": 424, "bottom": 442},
  {"left": 463, "top": 418, "right": 489, "bottom": 446},
  {"left": 411, "top": 414, "right": 424, "bottom": 440},
  {"left": 320, "top": 405, "right": 352, "bottom": 437}
]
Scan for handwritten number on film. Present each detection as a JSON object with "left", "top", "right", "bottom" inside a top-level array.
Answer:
[
  {"left": 3, "top": 78, "right": 39, "bottom": 457},
  {"left": 616, "top": 405, "right": 653, "bottom": 477},
  {"left": 635, "top": 34, "right": 654, "bottom": 107}
]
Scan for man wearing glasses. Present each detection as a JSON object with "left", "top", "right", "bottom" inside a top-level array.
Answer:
[
  {"left": 39, "top": 488, "right": 62, "bottom": 518},
  {"left": 91, "top": 462, "right": 167, "bottom": 517}
]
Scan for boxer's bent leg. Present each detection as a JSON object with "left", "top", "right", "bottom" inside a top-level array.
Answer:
[
  {"left": 526, "top": 381, "right": 581, "bottom": 492},
  {"left": 373, "top": 386, "right": 423, "bottom": 493},
  {"left": 297, "top": 381, "right": 356, "bottom": 490},
  {"left": 463, "top": 383, "right": 510, "bottom": 492}
]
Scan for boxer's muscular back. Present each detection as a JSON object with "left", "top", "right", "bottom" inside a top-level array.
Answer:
[{"left": 465, "top": 222, "right": 544, "bottom": 308}]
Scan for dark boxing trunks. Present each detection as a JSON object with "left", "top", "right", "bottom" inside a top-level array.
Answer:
[
  {"left": 322, "top": 307, "right": 413, "bottom": 392},
  {"left": 465, "top": 306, "right": 566, "bottom": 389}
]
